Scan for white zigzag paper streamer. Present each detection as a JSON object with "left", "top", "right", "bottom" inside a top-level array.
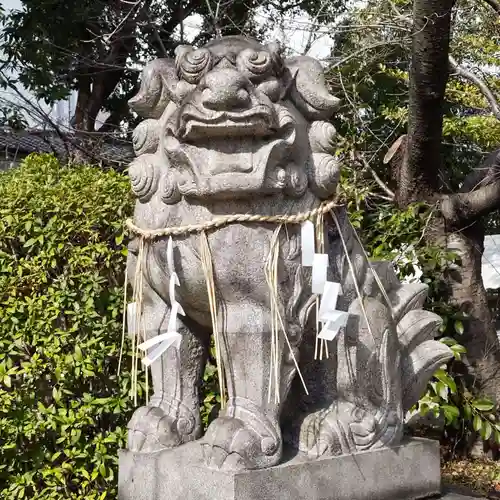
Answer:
[
  {"left": 139, "top": 236, "right": 183, "bottom": 367},
  {"left": 300, "top": 221, "right": 350, "bottom": 348}
]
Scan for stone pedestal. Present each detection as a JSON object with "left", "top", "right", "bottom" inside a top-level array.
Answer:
[{"left": 119, "top": 438, "right": 442, "bottom": 500}]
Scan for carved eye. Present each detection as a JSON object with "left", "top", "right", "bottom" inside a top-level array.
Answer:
[
  {"left": 176, "top": 47, "right": 212, "bottom": 84},
  {"left": 237, "top": 49, "right": 273, "bottom": 79}
]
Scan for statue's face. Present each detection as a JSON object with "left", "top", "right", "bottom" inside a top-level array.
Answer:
[
  {"left": 162, "top": 37, "right": 299, "bottom": 199},
  {"left": 167, "top": 38, "right": 285, "bottom": 142},
  {"left": 129, "top": 36, "right": 341, "bottom": 202}
]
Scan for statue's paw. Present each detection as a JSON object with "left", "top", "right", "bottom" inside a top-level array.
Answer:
[
  {"left": 201, "top": 416, "right": 282, "bottom": 471},
  {"left": 127, "top": 405, "right": 200, "bottom": 453},
  {"left": 300, "top": 404, "right": 378, "bottom": 459},
  {"left": 299, "top": 410, "right": 343, "bottom": 459},
  {"left": 348, "top": 412, "right": 377, "bottom": 448}
]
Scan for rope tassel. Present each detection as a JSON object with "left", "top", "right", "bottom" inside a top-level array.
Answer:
[
  {"left": 199, "top": 231, "right": 227, "bottom": 409},
  {"left": 131, "top": 238, "right": 146, "bottom": 405},
  {"left": 137, "top": 237, "right": 183, "bottom": 367}
]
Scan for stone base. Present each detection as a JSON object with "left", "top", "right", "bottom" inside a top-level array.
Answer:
[{"left": 119, "top": 438, "right": 441, "bottom": 500}]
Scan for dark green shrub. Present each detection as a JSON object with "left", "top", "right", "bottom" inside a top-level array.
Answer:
[{"left": 0, "top": 154, "right": 137, "bottom": 499}]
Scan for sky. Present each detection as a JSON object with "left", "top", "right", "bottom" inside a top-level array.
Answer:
[
  {"left": 2, "top": 0, "right": 19, "bottom": 9},
  {"left": 483, "top": 236, "right": 500, "bottom": 290}
]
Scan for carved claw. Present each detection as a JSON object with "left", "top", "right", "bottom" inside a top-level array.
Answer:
[
  {"left": 349, "top": 413, "right": 377, "bottom": 448},
  {"left": 299, "top": 403, "right": 379, "bottom": 459},
  {"left": 127, "top": 405, "right": 201, "bottom": 453},
  {"left": 305, "top": 417, "right": 344, "bottom": 459},
  {"left": 202, "top": 416, "right": 282, "bottom": 471}
]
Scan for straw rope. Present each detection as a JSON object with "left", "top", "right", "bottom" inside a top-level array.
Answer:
[
  {"left": 119, "top": 196, "right": 398, "bottom": 402},
  {"left": 125, "top": 198, "right": 340, "bottom": 239}
]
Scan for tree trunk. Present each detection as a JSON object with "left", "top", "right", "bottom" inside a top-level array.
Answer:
[
  {"left": 400, "top": 0, "right": 500, "bottom": 409},
  {"left": 397, "top": 0, "right": 454, "bottom": 205},
  {"left": 74, "top": 75, "right": 91, "bottom": 132},
  {"left": 444, "top": 153, "right": 500, "bottom": 402},
  {"left": 446, "top": 224, "right": 500, "bottom": 402}
]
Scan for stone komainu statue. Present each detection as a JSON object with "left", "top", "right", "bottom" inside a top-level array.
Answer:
[{"left": 125, "top": 36, "right": 452, "bottom": 471}]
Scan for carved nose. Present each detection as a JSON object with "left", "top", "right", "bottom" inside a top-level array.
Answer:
[{"left": 200, "top": 69, "right": 250, "bottom": 111}]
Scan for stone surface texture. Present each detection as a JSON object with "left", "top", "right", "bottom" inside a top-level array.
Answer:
[
  {"left": 119, "top": 438, "right": 441, "bottom": 500},
  {"left": 122, "top": 34, "right": 453, "bottom": 498}
]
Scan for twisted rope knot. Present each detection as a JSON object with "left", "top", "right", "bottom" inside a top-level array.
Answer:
[{"left": 125, "top": 198, "right": 340, "bottom": 240}]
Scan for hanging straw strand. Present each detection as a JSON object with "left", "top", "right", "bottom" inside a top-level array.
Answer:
[
  {"left": 315, "top": 210, "right": 329, "bottom": 361},
  {"left": 347, "top": 220, "right": 395, "bottom": 319},
  {"left": 264, "top": 226, "right": 282, "bottom": 404},
  {"left": 199, "top": 231, "right": 227, "bottom": 409},
  {"left": 264, "top": 226, "right": 309, "bottom": 397},
  {"left": 118, "top": 265, "right": 128, "bottom": 377},
  {"left": 330, "top": 210, "right": 375, "bottom": 342}
]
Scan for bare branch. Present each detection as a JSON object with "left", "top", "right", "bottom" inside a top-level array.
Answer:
[
  {"left": 103, "top": 0, "right": 143, "bottom": 41},
  {"left": 383, "top": 134, "right": 406, "bottom": 165},
  {"left": 441, "top": 150, "right": 500, "bottom": 224},
  {"left": 449, "top": 55, "right": 500, "bottom": 120},
  {"left": 301, "top": 0, "right": 329, "bottom": 55},
  {"left": 151, "top": 24, "right": 169, "bottom": 57},
  {"left": 358, "top": 154, "right": 395, "bottom": 200},
  {"left": 325, "top": 40, "right": 406, "bottom": 67},
  {"left": 461, "top": 148, "right": 500, "bottom": 192}
]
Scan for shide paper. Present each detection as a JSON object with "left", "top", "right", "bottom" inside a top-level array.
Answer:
[
  {"left": 139, "top": 237, "right": 183, "bottom": 367},
  {"left": 301, "top": 221, "right": 349, "bottom": 344}
]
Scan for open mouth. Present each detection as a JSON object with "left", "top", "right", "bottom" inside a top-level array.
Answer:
[
  {"left": 163, "top": 103, "right": 297, "bottom": 199},
  {"left": 174, "top": 104, "right": 277, "bottom": 140}
]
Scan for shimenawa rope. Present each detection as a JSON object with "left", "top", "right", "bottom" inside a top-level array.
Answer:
[{"left": 125, "top": 199, "right": 340, "bottom": 239}]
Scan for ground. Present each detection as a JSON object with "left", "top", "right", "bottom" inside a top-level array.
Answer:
[{"left": 442, "top": 451, "right": 500, "bottom": 498}]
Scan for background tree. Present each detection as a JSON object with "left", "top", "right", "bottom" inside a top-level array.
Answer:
[
  {"left": 0, "top": 0, "right": 346, "bottom": 134},
  {"left": 405, "top": 0, "right": 500, "bottom": 410},
  {"left": 325, "top": 0, "right": 500, "bottom": 412}
]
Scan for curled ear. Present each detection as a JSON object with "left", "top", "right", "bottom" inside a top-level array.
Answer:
[
  {"left": 129, "top": 58, "right": 179, "bottom": 119},
  {"left": 284, "top": 56, "right": 340, "bottom": 120}
]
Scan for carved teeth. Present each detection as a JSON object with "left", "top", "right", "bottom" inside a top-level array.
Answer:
[{"left": 175, "top": 104, "right": 277, "bottom": 139}]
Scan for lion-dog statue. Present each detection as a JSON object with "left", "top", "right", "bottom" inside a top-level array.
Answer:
[{"left": 125, "top": 35, "right": 452, "bottom": 471}]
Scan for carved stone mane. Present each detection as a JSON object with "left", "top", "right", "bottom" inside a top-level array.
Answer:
[
  {"left": 122, "top": 35, "right": 452, "bottom": 488},
  {"left": 128, "top": 35, "right": 340, "bottom": 207}
]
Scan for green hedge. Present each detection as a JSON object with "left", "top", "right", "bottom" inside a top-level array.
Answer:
[{"left": 0, "top": 155, "right": 137, "bottom": 499}]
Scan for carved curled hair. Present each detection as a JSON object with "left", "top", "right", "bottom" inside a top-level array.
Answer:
[{"left": 284, "top": 56, "right": 340, "bottom": 121}]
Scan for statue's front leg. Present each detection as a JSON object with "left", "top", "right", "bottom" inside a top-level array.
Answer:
[
  {"left": 127, "top": 250, "right": 210, "bottom": 452},
  {"left": 202, "top": 302, "right": 285, "bottom": 471}
]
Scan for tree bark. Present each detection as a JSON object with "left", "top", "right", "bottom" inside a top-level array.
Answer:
[
  {"left": 83, "top": 2, "right": 146, "bottom": 133},
  {"left": 446, "top": 224, "right": 500, "bottom": 402},
  {"left": 398, "top": 0, "right": 454, "bottom": 205},
  {"left": 446, "top": 152, "right": 500, "bottom": 402},
  {"left": 74, "top": 75, "right": 91, "bottom": 131}
]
